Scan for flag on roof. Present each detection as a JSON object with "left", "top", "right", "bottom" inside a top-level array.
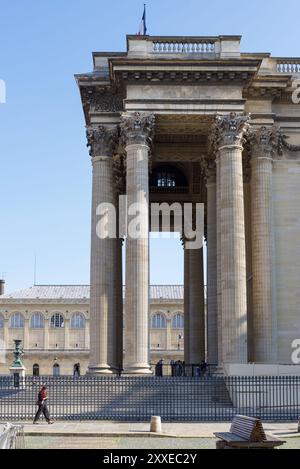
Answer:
[{"left": 137, "top": 4, "right": 147, "bottom": 35}]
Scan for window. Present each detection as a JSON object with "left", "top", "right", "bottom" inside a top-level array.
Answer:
[
  {"left": 151, "top": 313, "right": 166, "bottom": 329},
  {"left": 33, "top": 364, "right": 39, "bottom": 377},
  {"left": 70, "top": 313, "right": 85, "bottom": 329},
  {"left": 30, "top": 313, "right": 44, "bottom": 329},
  {"left": 53, "top": 363, "right": 60, "bottom": 376},
  {"left": 172, "top": 313, "right": 184, "bottom": 329},
  {"left": 10, "top": 313, "right": 24, "bottom": 329},
  {"left": 50, "top": 314, "right": 64, "bottom": 328},
  {"left": 150, "top": 165, "right": 188, "bottom": 188},
  {"left": 0, "top": 315, "right": 4, "bottom": 328}
]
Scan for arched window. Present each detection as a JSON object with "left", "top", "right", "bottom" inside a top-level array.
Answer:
[
  {"left": 53, "top": 363, "right": 60, "bottom": 376},
  {"left": 0, "top": 314, "right": 4, "bottom": 328},
  {"left": 150, "top": 165, "right": 188, "bottom": 188},
  {"left": 172, "top": 313, "right": 184, "bottom": 329},
  {"left": 151, "top": 313, "right": 166, "bottom": 329},
  {"left": 50, "top": 314, "right": 64, "bottom": 328},
  {"left": 10, "top": 313, "right": 24, "bottom": 329},
  {"left": 70, "top": 313, "right": 85, "bottom": 329},
  {"left": 30, "top": 313, "right": 44, "bottom": 329},
  {"left": 33, "top": 364, "right": 39, "bottom": 377}
]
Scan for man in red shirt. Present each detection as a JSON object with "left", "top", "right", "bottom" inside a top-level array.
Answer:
[{"left": 33, "top": 385, "right": 54, "bottom": 424}]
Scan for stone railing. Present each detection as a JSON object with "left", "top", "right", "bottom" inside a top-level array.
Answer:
[
  {"left": 127, "top": 35, "right": 241, "bottom": 59},
  {"left": 277, "top": 59, "right": 300, "bottom": 74},
  {"left": 152, "top": 38, "right": 217, "bottom": 54}
]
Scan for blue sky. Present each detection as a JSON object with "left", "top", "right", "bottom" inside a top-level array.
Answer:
[{"left": 0, "top": 0, "right": 299, "bottom": 292}]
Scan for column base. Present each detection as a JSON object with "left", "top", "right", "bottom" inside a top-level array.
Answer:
[
  {"left": 86, "top": 365, "right": 118, "bottom": 376},
  {"left": 123, "top": 364, "right": 153, "bottom": 375}
]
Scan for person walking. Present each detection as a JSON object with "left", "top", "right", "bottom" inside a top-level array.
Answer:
[{"left": 33, "top": 384, "right": 54, "bottom": 424}]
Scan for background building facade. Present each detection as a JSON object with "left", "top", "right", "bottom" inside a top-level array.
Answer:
[{"left": 0, "top": 284, "right": 185, "bottom": 375}]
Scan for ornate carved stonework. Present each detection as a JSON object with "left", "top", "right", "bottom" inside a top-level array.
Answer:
[
  {"left": 248, "top": 126, "right": 281, "bottom": 158},
  {"left": 112, "top": 153, "right": 126, "bottom": 194},
  {"left": 242, "top": 151, "right": 251, "bottom": 183},
  {"left": 211, "top": 112, "right": 251, "bottom": 149},
  {"left": 86, "top": 125, "right": 119, "bottom": 157},
  {"left": 120, "top": 112, "right": 155, "bottom": 146},
  {"left": 200, "top": 155, "right": 216, "bottom": 183},
  {"left": 279, "top": 134, "right": 300, "bottom": 153},
  {"left": 81, "top": 88, "right": 124, "bottom": 113}
]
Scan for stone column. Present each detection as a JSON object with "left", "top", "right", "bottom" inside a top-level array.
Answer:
[
  {"left": 64, "top": 318, "right": 70, "bottom": 350},
  {"left": 216, "top": 153, "right": 222, "bottom": 365},
  {"left": 213, "top": 112, "right": 250, "bottom": 364},
  {"left": 86, "top": 125, "right": 119, "bottom": 374},
  {"left": 121, "top": 112, "right": 155, "bottom": 374},
  {"left": 243, "top": 158, "right": 254, "bottom": 362},
  {"left": 249, "top": 126, "right": 277, "bottom": 363},
  {"left": 188, "top": 247, "right": 205, "bottom": 364},
  {"left": 166, "top": 319, "right": 172, "bottom": 351},
  {"left": 44, "top": 317, "right": 49, "bottom": 350},
  {"left": 115, "top": 237, "right": 123, "bottom": 372},
  {"left": 23, "top": 318, "right": 29, "bottom": 350},
  {"left": 183, "top": 243, "right": 190, "bottom": 364},
  {"left": 84, "top": 319, "right": 89, "bottom": 350},
  {"left": 3, "top": 318, "right": 9, "bottom": 350},
  {"left": 206, "top": 165, "right": 218, "bottom": 365}
]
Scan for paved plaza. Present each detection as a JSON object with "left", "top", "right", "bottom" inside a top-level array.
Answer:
[
  {"left": 20, "top": 420, "right": 300, "bottom": 449},
  {"left": 11, "top": 421, "right": 298, "bottom": 449}
]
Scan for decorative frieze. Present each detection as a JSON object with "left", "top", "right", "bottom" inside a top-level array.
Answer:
[
  {"left": 86, "top": 125, "right": 119, "bottom": 157},
  {"left": 81, "top": 87, "right": 124, "bottom": 113},
  {"left": 279, "top": 133, "right": 300, "bottom": 153}
]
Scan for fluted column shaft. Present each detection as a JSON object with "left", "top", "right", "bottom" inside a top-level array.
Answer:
[
  {"left": 214, "top": 113, "right": 250, "bottom": 364},
  {"left": 86, "top": 125, "right": 118, "bottom": 375},
  {"left": 121, "top": 112, "right": 154, "bottom": 374},
  {"left": 124, "top": 143, "right": 150, "bottom": 374},
  {"left": 115, "top": 237, "right": 123, "bottom": 371},
  {"left": 183, "top": 246, "right": 190, "bottom": 364},
  {"left": 243, "top": 179, "right": 253, "bottom": 362},
  {"left": 206, "top": 173, "right": 218, "bottom": 365},
  {"left": 188, "top": 247, "right": 205, "bottom": 364},
  {"left": 216, "top": 155, "right": 223, "bottom": 365},
  {"left": 219, "top": 145, "right": 248, "bottom": 363},
  {"left": 250, "top": 127, "right": 277, "bottom": 362}
]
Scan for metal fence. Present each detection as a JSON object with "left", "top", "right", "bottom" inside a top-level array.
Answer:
[
  {"left": 150, "top": 363, "right": 217, "bottom": 377},
  {"left": 0, "top": 375, "right": 299, "bottom": 422}
]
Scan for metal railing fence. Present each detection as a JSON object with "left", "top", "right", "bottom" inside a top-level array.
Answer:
[{"left": 0, "top": 375, "right": 299, "bottom": 422}]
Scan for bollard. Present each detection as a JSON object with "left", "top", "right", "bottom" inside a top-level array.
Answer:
[{"left": 150, "top": 416, "right": 162, "bottom": 433}]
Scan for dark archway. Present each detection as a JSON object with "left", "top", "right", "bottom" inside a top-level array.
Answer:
[{"left": 150, "top": 165, "right": 188, "bottom": 188}]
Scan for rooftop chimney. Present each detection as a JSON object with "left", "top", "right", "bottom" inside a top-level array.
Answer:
[{"left": 0, "top": 279, "right": 5, "bottom": 296}]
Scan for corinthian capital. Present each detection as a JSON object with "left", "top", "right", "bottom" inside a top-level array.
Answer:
[
  {"left": 211, "top": 112, "right": 251, "bottom": 149},
  {"left": 86, "top": 125, "right": 118, "bottom": 157},
  {"left": 120, "top": 112, "right": 155, "bottom": 146},
  {"left": 248, "top": 125, "right": 281, "bottom": 159}
]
